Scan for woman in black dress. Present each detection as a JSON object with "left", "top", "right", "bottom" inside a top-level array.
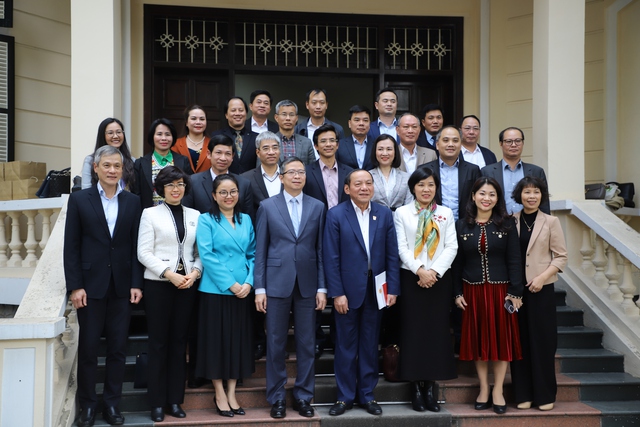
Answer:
[
  {"left": 511, "top": 176, "right": 567, "bottom": 411},
  {"left": 454, "top": 177, "right": 523, "bottom": 414}
]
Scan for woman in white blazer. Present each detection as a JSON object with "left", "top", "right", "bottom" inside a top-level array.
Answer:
[
  {"left": 369, "top": 134, "right": 413, "bottom": 211},
  {"left": 137, "top": 166, "right": 202, "bottom": 422},
  {"left": 510, "top": 176, "right": 567, "bottom": 412},
  {"left": 394, "top": 167, "right": 458, "bottom": 413}
]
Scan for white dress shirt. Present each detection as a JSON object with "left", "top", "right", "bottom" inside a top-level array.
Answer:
[
  {"left": 461, "top": 144, "right": 486, "bottom": 168},
  {"left": 261, "top": 165, "right": 281, "bottom": 197},
  {"left": 401, "top": 144, "right": 418, "bottom": 174},
  {"left": 251, "top": 117, "right": 269, "bottom": 134},
  {"left": 351, "top": 200, "right": 371, "bottom": 267},
  {"left": 97, "top": 181, "right": 123, "bottom": 237}
]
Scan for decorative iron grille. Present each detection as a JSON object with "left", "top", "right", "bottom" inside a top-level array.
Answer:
[
  {"left": 154, "top": 18, "right": 229, "bottom": 64},
  {"left": 385, "top": 27, "right": 452, "bottom": 70}
]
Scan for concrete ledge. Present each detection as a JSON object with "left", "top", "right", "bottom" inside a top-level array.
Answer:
[{"left": 0, "top": 317, "right": 65, "bottom": 339}]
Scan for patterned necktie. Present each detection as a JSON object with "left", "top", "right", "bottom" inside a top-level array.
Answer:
[
  {"left": 235, "top": 130, "right": 243, "bottom": 157},
  {"left": 290, "top": 198, "right": 299, "bottom": 236}
]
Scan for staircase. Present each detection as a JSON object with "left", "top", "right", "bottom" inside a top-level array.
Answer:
[{"left": 87, "top": 285, "right": 640, "bottom": 427}]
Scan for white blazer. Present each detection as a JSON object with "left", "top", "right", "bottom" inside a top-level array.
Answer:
[
  {"left": 137, "top": 203, "right": 202, "bottom": 281},
  {"left": 394, "top": 203, "right": 458, "bottom": 277}
]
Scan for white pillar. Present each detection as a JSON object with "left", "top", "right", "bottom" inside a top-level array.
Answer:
[
  {"left": 532, "top": 0, "right": 585, "bottom": 200},
  {"left": 70, "top": 0, "right": 122, "bottom": 178}
]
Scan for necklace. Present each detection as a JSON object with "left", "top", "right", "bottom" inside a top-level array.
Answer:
[
  {"left": 521, "top": 215, "right": 536, "bottom": 232},
  {"left": 187, "top": 135, "right": 205, "bottom": 146}
]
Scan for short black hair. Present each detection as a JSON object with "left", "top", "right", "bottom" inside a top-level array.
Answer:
[
  {"left": 419, "top": 104, "right": 443, "bottom": 120},
  {"left": 154, "top": 165, "right": 192, "bottom": 198},
  {"left": 280, "top": 156, "right": 304, "bottom": 172},
  {"left": 370, "top": 134, "right": 401, "bottom": 169},
  {"left": 208, "top": 134, "right": 235, "bottom": 154},
  {"left": 511, "top": 176, "right": 549, "bottom": 206},
  {"left": 408, "top": 166, "right": 441, "bottom": 199},
  {"left": 499, "top": 126, "right": 525, "bottom": 142},
  {"left": 224, "top": 97, "right": 248, "bottom": 113},
  {"left": 306, "top": 88, "right": 327, "bottom": 101},
  {"left": 348, "top": 105, "right": 372, "bottom": 121},
  {"left": 460, "top": 114, "right": 481, "bottom": 128},
  {"left": 313, "top": 123, "right": 337, "bottom": 146},
  {"left": 375, "top": 88, "right": 398, "bottom": 102},
  {"left": 147, "top": 118, "right": 178, "bottom": 148},
  {"left": 249, "top": 90, "right": 272, "bottom": 104}
]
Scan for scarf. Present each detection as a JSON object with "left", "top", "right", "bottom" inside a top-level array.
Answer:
[{"left": 414, "top": 200, "right": 440, "bottom": 259}]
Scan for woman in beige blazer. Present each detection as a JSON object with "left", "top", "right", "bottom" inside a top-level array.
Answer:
[{"left": 510, "top": 176, "right": 567, "bottom": 412}]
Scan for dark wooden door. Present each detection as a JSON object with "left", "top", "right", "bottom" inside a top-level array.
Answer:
[{"left": 384, "top": 76, "right": 459, "bottom": 126}]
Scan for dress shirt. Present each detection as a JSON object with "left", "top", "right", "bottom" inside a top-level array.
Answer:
[
  {"left": 353, "top": 137, "right": 368, "bottom": 169},
  {"left": 377, "top": 118, "right": 398, "bottom": 141},
  {"left": 251, "top": 117, "right": 269, "bottom": 134},
  {"left": 425, "top": 131, "right": 436, "bottom": 148},
  {"left": 261, "top": 165, "right": 281, "bottom": 197},
  {"left": 283, "top": 190, "right": 302, "bottom": 233},
  {"left": 401, "top": 144, "right": 418, "bottom": 174},
  {"left": 320, "top": 160, "right": 339, "bottom": 209},
  {"left": 439, "top": 159, "right": 460, "bottom": 221},
  {"left": 502, "top": 159, "right": 525, "bottom": 214},
  {"left": 97, "top": 181, "right": 123, "bottom": 238},
  {"left": 461, "top": 144, "right": 486, "bottom": 168},
  {"left": 351, "top": 200, "right": 371, "bottom": 268}
]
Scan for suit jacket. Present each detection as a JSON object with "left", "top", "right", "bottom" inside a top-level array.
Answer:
[
  {"left": 303, "top": 160, "right": 353, "bottom": 209},
  {"left": 514, "top": 211, "right": 567, "bottom": 284},
  {"left": 241, "top": 167, "right": 282, "bottom": 214},
  {"left": 369, "top": 167, "right": 413, "bottom": 210},
  {"left": 182, "top": 169, "right": 255, "bottom": 222},
  {"left": 294, "top": 117, "right": 346, "bottom": 140},
  {"left": 399, "top": 145, "right": 438, "bottom": 173},
  {"left": 132, "top": 152, "right": 191, "bottom": 209},
  {"left": 211, "top": 126, "right": 259, "bottom": 174},
  {"left": 323, "top": 200, "right": 400, "bottom": 309},
  {"left": 244, "top": 118, "right": 279, "bottom": 134},
  {"left": 367, "top": 117, "right": 398, "bottom": 142},
  {"left": 64, "top": 187, "right": 143, "bottom": 299},
  {"left": 336, "top": 137, "right": 374, "bottom": 171},
  {"left": 254, "top": 193, "right": 326, "bottom": 298},
  {"left": 481, "top": 160, "right": 550, "bottom": 214},
  {"left": 276, "top": 132, "right": 316, "bottom": 165},
  {"left": 137, "top": 203, "right": 202, "bottom": 281},
  {"left": 419, "top": 158, "right": 481, "bottom": 219},
  {"left": 416, "top": 130, "right": 437, "bottom": 150}
]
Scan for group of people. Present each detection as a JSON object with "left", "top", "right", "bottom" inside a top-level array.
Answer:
[{"left": 64, "top": 87, "right": 567, "bottom": 427}]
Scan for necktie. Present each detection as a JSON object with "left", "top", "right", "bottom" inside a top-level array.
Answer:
[
  {"left": 235, "top": 130, "right": 243, "bottom": 157},
  {"left": 290, "top": 198, "right": 299, "bottom": 236}
]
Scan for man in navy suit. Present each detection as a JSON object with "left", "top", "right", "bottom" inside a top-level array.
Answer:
[
  {"left": 211, "top": 97, "right": 259, "bottom": 174},
  {"left": 459, "top": 115, "right": 497, "bottom": 168},
  {"left": 323, "top": 169, "right": 400, "bottom": 417},
  {"left": 255, "top": 157, "right": 327, "bottom": 419},
  {"left": 416, "top": 104, "right": 443, "bottom": 149},
  {"left": 367, "top": 88, "right": 398, "bottom": 142},
  {"left": 336, "top": 105, "right": 374, "bottom": 170},
  {"left": 64, "top": 145, "right": 143, "bottom": 427},
  {"left": 245, "top": 89, "right": 279, "bottom": 134}
]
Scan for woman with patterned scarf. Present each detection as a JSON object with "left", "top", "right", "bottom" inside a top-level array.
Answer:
[{"left": 393, "top": 167, "right": 459, "bottom": 413}]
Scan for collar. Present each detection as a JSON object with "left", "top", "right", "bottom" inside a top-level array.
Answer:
[
  {"left": 251, "top": 117, "right": 267, "bottom": 128},
  {"left": 283, "top": 190, "right": 302, "bottom": 204},
  {"left": 209, "top": 168, "right": 229, "bottom": 181},
  {"left": 378, "top": 117, "right": 398, "bottom": 127},
  {"left": 153, "top": 150, "right": 174, "bottom": 166},
  {"left": 320, "top": 159, "right": 337, "bottom": 171},
  {"left": 351, "top": 199, "right": 371, "bottom": 215},
  {"left": 461, "top": 144, "right": 481, "bottom": 155},
  {"left": 97, "top": 181, "right": 123, "bottom": 200},
  {"left": 400, "top": 144, "right": 416, "bottom": 155},
  {"left": 352, "top": 136, "right": 367, "bottom": 145},
  {"left": 439, "top": 158, "right": 460, "bottom": 168},
  {"left": 502, "top": 159, "right": 523, "bottom": 171},
  {"left": 261, "top": 165, "right": 280, "bottom": 180}
]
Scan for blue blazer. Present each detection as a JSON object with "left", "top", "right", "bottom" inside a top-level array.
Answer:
[
  {"left": 254, "top": 193, "right": 326, "bottom": 298},
  {"left": 323, "top": 200, "right": 400, "bottom": 309},
  {"left": 196, "top": 212, "right": 255, "bottom": 295},
  {"left": 336, "top": 137, "right": 374, "bottom": 171}
]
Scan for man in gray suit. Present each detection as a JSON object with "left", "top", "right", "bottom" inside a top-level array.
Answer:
[
  {"left": 274, "top": 100, "right": 316, "bottom": 165},
  {"left": 254, "top": 157, "right": 327, "bottom": 419},
  {"left": 481, "top": 126, "right": 550, "bottom": 214}
]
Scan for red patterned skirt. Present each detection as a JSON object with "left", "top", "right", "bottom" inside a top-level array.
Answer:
[{"left": 459, "top": 280, "right": 522, "bottom": 362}]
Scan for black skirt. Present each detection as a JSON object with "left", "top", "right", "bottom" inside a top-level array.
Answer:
[{"left": 195, "top": 292, "right": 255, "bottom": 380}]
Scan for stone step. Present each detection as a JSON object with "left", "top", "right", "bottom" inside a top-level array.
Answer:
[
  {"left": 557, "top": 326, "right": 603, "bottom": 349},
  {"left": 556, "top": 348, "right": 625, "bottom": 373},
  {"left": 556, "top": 305, "right": 584, "bottom": 327},
  {"left": 555, "top": 289, "right": 568, "bottom": 307},
  {"left": 565, "top": 372, "right": 640, "bottom": 401},
  {"left": 583, "top": 400, "right": 640, "bottom": 427}
]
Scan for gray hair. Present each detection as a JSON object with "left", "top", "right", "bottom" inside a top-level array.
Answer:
[
  {"left": 255, "top": 131, "right": 281, "bottom": 149},
  {"left": 275, "top": 99, "right": 298, "bottom": 115},
  {"left": 94, "top": 145, "right": 123, "bottom": 165}
]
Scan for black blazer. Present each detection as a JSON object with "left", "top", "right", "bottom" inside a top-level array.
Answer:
[
  {"left": 303, "top": 160, "right": 353, "bottom": 210},
  {"left": 481, "top": 160, "right": 550, "bottom": 214},
  {"left": 418, "top": 158, "right": 481, "bottom": 219},
  {"left": 182, "top": 169, "right": 255, "bottom": 222},
  {"left": 241, "top": 167, "right": 282, "bottom": 214},
  {"left": 453, "top": 218, "right": 523, "bottom": 298},
  {"left": 335, "top": 137, "right": 374, "bottom": 171},
  {"left": 294, "top": 117, "right": 346, "bottom": 140},
  {"left": 63, "top": 187, "right": 143, "bottom": 299},
  {"left": 244, "top": 118, "right": 279, "bottom": 133},
  {"left": 132, "top": 152, "right": 191, "bottom": 209},
  {"left": 416, "top": 130, "right": 437, "bottom": 150},
  {"left": 211, "top": 126, "right": 258, "bottom": 174}
]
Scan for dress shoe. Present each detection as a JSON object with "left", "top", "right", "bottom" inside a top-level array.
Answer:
[
  {"left": 328, "top": 401, "right": 352, "bottom": 416},
  {"left": 231, "top": 406, "right": 245, "bottom": 415},
  {"left": 363, "top": 400, "right": 383, "bottom": 415},
  {"left": 493, "top": 403, "right": 507, "bottom": 414},
  {"left": 150, "top": 407, "right": 164, "bottom": 422},
  {"left": 102, "top": 406, "right": 124, "bottom": 425},
  {"left": 517, "top": 401, "right": 532, "bottom": 409},
  {"left": 410, "top": 382, "right": 427, "bottom": 412},
  {"left": 293, "top": 399, "right": 314, "bottom": 417},
  {"left": 166, "top": 403, "right": 186, "bottom": 418},
  {"left": 474, "top": 396, "right": 492, "bottom": 410},
  {"left": 423, "top": 381, "right": 441, "bottom": 412},
  {"left": 77, "top": 408, "right": 96, "bottom": 427},
  {"left": 539, "top": 403, "right": 554, "bottom": 411},
  {"left": 270, "top": 399, "right": 286, "bottom": 418},
  {"left": 254, "top": 344, "right": 266, "bottom": 360},
  {"left": 314, "top": 344, "right": 324, "bottom": 359},
  {"left": 215, "top": 400, "right": 234, "bottom": 417}
]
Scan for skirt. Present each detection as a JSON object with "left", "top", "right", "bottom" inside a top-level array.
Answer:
[
  {"left": 459, "top": 281, "right": 522, "bottom": 362},
  {"left": 195, "top": 292, "right": 255, "bottom": 380}
]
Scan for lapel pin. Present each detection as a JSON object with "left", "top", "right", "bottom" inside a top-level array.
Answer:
[{"left": 373, "top": 216, "right": 377, "bottom": 221}]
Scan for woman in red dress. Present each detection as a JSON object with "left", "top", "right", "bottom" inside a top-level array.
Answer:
[{"left": 454, "top": 177, "right": 523, "bottom": 414}]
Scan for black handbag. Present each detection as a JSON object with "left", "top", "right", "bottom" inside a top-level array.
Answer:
[
  {"left": 381, "top": 344, "right": 400, "bottom": 382},
  {"left": 133, "top": 352, "right": 148, "bottom": 389},
  {"left": 36, "top": 167, "right": 71, "bottom": 198},
  {"left": 607, "top": 181, "right": 635, "bottom": 208}
]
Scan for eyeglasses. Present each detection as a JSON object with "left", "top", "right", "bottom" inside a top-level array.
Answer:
[
  {"left": 462, "top": 126, "right": 480, "bottom": 131},
  {"left": 217, "top": 189, "right": 239, "bottom": 197},
  {"left": 318, "top": 138, "right": 337, "bottom": 144},
  {"left": 502, "top": 138, "right": 524, "bottom": 146},
  {"left": 282, "top": 170, "right": 306, "bottom": 177},
  {"left": 164, "top": 183, "right": 187, "bottom": 189},
  {"left": 106, "top": 130, "right": 124, "bottom": 137},
  {"left": 260, "top": 145, "right": 280, "bottom": 152}
]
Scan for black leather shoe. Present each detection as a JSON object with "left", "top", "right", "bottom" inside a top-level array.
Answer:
[
  {"left": 77, "top": 408, "right": 96, "bottom": 427},
  {"left": 328, "top": 401, "right": 352, "bottom": 416},
  {"left": 166, "top": 403, "right": 186, "bottom": 418},
  {"left": 254, "top": 344, "right": 266, "bottom": 360},
  {"left": 363, "top": 400, "right": 382, "bottom": 415},
  {"left": 423, "top": 381, "right": 441, "bottom": 412},
  {"left": 314, "top": 344, "right": 324, "bottom": 359},
  {"left": 150, "top": 407, "right": 164, "bottom": 422},
  {"left": 474, "top": 397, "right": 492, "bottom": 410},
  {"left": 293, "top": 399, "right": 314, "bottom": 417},
  {"left": 493, "top": 403, "right": 507, "bottom": 414},
  {"left": 231, "top": 406, "right": 245, "bottom": 415},
  {"left": 270, "top": 399, "right": 286, "bottom": 418},
  {"left": 411, "top": 382, "right": 427, "bottom": 412},
  {"left": 102, "top": 406, "right": 124, "bottom": 425},
  {"left": 215, "top": 400, "right": 234, "bottom": 417}
]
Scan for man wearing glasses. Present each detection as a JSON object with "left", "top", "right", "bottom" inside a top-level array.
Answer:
[
  {"left": 459, "top": 115, "right": 497, "bottom": 169},
  {"left": 274, "top": 100, "right": 316, "bottom": 165},
  {"left": 481, "top": 126, "right": 550, "bottom": 214}
]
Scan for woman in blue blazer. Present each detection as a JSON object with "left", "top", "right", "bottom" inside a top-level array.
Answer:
[{"left": 196, "top": 174, "right": 255, "bottom": 417}]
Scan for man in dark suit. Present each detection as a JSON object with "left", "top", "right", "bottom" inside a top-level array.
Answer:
[
  {"left": 367, "top": 88, "right": 398, "bottom": 142},
  {"left": 323, "top": 169, "right": 400, "bottom": 417},
  {"left": 459, "top": 115, "right": 497, "bottom": 168},
  {"left": 211, "top": 97, "right": 258, "bottom": 174},
  {"left": 64, "top": 145, "right": 143, "bottom": 427},
  {"left": 416, "top": 104, "right": 443, "bottom": 150},
  {"left": 294, "top": 89, "right": 346, "bottom": 145},
  {"left": 336, "top": 105, "right": 374, "bottom": 171},
  {"left": 274, "top": 100, "right": 316, "bottom": 165},
  {"left": 254, "top": 157, "right": 327, "bottom": 419},
  {"left": 242, "top": 131, "right": 282, "bottom": 215},
  {"left": 245, "top": 89, "right": 279, "bottom": 134},
  {"left": 481, "top": 126, "right": 550, "bottom": 214}
]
